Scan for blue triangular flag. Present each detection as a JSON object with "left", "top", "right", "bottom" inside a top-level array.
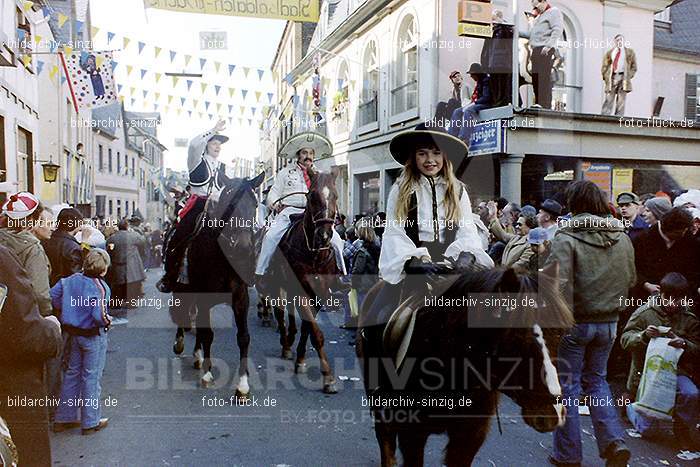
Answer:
[
  {"left": 138, "top": 42, "right": 146, "bottom": 54},
  {"left": 170, "top": 50, "right": 176, "bottom": 63},
  {"left": 140, "top": 69, "right": 147, "bottom": 79},
  {"left": 111, "top": 60, "right": 118, "bottom": 71},
  {"left": 117, "top": 84, "right": 123, "bottom": 93},
  {"left": 241, "top": 89, "right": 248, "bottom": 99},
  {"left": 228, "top": 64, "right": 236, "bottom": 75},
  {"left": 186, "top": 80, "right": 193, "bottom": 91},
  {"left": 154, "top": 104, "right": 159, "bottom": 111},
  {"left": 267, "top": 93, "right": 273, "bottom": 104},
  {"left": 188, "top": 110, "right": 192, "bottom": 117},
  {"left": 131, "top": 98, "right": 136, "bottom": 107},
  {"left": 107, "top": 31, "right": 115, "bottom": 43},
  {"left": 208, "top": 113, "right": 213, "bottom": 120},
  {"left": 36, "top": 60, "right": 45, "bottom": 75},
  {"left": 337, "top": 79, "right": 344, "bottom": 90},
  {"left": 205, "top": 101, "right": 210, "bottom": 110},
  {"left": 143, "top": 90, "right": 148, "bottom": 99},
  {"left": 80, "top": 50, "right": 89, "bottom": 62},
  {"left": 228, "top": 105, "right": 233, "bottom": 113},
  {"left": 17, "top": 30, "right": 25, "bottom": 41},
  {"left": 42, "top": 6, "right": 51, "bottom": 18},
  {"left": 214, "top": 85, "right": 221, "bottom": 95},
  {"left": 50, "top": 41, "right": 58, "bottom": 53},
  {"left": 181, "top": 97, "right": 186, "bottom": 105},
  {"left": 75, "top": 20, "right": 84, "bottom": 35},
  {"left": 247, "top": 119, "right": 252, "bottom": 126},
  {"left": 257, "top": 69, "right": 265, "bottom": 80},
  {"left": 61, "top": 77, "right": 67, "bottom": 85},
  {"left": 251, "top": 107, "right": 256, "bottom": 116},
  {"left": 200, "top": 58, "right": 206, "bottom": 70}
]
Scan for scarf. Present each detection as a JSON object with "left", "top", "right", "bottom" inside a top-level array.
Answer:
[{"left": 299, "top": 163, "right": 311, "bottom": 189}]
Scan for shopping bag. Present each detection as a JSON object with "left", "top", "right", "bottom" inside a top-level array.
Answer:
[
  {"left": 631, "top": 337, "right": 684, "bottom": 420},
  {"left": 348, "top": 288, "right": 360, "bottom": 319}
]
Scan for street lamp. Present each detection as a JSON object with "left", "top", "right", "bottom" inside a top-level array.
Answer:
[{"left": 35, "top": 156, "right": 61, "bottom": 183}]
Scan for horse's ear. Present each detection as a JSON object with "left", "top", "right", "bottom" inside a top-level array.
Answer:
[
  {"left": 250, "top": 171, "right": 265, "bottom": 189},
  {"left": 330, "top": 166, "right": 340, "bottom": 181},
  {"left": 539, "top": 260, "right": 560, "bottom": 290},
  {"left": 499, "top": 268, "right": 522, "bottom": 293}
]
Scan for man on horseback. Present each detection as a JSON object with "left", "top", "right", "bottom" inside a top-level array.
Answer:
[
  {"left": 158, "top": 119, "right": 233, "bottom": 293},
  {"left": 254, "top": 132, "right": 347, "bottom": 293}
]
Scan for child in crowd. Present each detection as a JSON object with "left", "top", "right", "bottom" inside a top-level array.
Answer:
[{"left": 50, "top": 249, "right": 112, "bottom": 435}]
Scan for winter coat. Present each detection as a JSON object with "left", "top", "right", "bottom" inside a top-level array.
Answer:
[
  {"left": 106, "top": 230, "right": 146, "bottom": 285},
  {"left": 0, "top": 228, "right": 53, "bottom": 316},
  {"left": 620, "top": 299, "right": 700, "bottom": 393},
  {"left": 351, "top": 240, "right": 381, "bottom": 292},
  {"left": 480, "top": 23, "right": 514, "bottom": 74},
  {"left": 488, "top": 219, "right": 534, "bottom": 273},
  {"left": 42, "top": 229, "right": 83, "bottom": 286},
  {"left": 545, "top": 214, "right": 636, "bottom": 323}
]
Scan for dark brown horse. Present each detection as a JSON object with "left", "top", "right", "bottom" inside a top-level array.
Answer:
[
  {"left": 260, "top": 171, "right": 342, "bottom": 394},
  {"left": 357, "top": 263, "right": 574, "bottom": 466},
  {"left": 171, "top": 174, "right": 263, "bottom": 398}
]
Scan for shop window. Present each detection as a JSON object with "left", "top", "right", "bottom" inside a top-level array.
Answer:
[
  {"left": 392, "top": 15, "right": 418, "bottom": 116},
  {"left": 359, "top": 40, "right": 379, "bottom": 128},
  {"left": 356, "top": 172, "right": 380, "bottom": 216}
]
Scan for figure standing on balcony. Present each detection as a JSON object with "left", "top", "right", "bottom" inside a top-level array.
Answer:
[
  {"left": 527, "top": 0, "right": 563, "bottom": 109},
  {"left": 448, "top": 63, "right": 492, "bottom": 144},
  {"left": 601, "top": 34, "right": 637, "bottom": 116}
]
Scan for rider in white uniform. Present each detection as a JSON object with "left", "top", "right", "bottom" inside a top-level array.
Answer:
[{"left": 254, "top": 132, "right": 346, "bottom": 285}]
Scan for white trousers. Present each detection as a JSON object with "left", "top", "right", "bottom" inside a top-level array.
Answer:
[{"left": 255, "top": 207, "right": 347, "bottom": 276}]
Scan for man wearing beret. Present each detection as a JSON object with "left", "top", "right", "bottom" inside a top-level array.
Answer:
[
  {"left": 537, "top": 198, "right": 562, "bottom": 237},
  {"left": 617, "top": 192, "right": 648, "bottom": 242}
]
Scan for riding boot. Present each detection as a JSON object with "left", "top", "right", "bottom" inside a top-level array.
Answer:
[{"left": 157, "top": 249, "right": 181, "bottom": 293}]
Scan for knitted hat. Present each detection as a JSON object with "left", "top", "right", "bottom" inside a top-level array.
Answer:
[
  {"left": 644, "top": 197, "right": 673, "bottom": 221},
  {"left": 1, "top": 192, "right": 39, "bottom": 220}
]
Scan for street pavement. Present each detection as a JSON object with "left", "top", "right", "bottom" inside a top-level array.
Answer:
[{"left": 52, "top": 270, "right": 686, "bottom": 466}]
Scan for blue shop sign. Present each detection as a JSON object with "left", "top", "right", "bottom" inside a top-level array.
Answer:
[{"left": 468, "top": 120, "right": 506, "bottom": 156}]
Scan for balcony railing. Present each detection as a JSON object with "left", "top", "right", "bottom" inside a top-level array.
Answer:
[
  {"left": 391, "top": 80, "right": 418, "bottom": 116},
  {"left": 358, "top": 94, "right": 378, "bottom": 127}
]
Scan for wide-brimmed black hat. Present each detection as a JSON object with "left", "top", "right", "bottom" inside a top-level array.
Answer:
[
  {"left": 389, "top": 123, "right": 469, "bottom": 168},
  {"left": 467, "top": 63, "right": 484, "bottom": 75}
]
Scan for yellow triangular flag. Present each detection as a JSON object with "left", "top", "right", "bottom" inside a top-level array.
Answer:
[
  {"left": 216, "top": 103, "right": 222, "bottom": 112},
  {"left": 239, "top": 106, "right": 245, "bottom": 114},
  {"left": 193, "top": 99, "right": 199, "bottom": 108},
  {"left": 242, "top": 67, "right": 250, "bottom": 78},
  {"left": 130, "top": 87, "right": 136, "bottom": 96},
  {"left": 23, "top": 1, "right": 33, "bottom": 12},
  {"left": 21, "top": 55, "right": 32, "bottom": 67},
  {"left": 201, "top": 83, "right": 207, "bottom": 94},
  {"left": 119, "top": 96, "right": 125, "bottom": 103},
  {"left": 63, "top": 45, "right": 73, "bottom": 56},
  {"left": 91, "top": 26, "right": 100, "bottom": 38},
  {"left": 33, "top": 35, "right": 42, "bottom": 45},
  {"left": 95, "top": 55, "right": 105, "bottom": 68},
  {"left": 167, "top": 95, "right": 173, "bottom": 104},
  {"left": 58, "top": 13, "right": 69, "bottom": 28},
  {"left": 154, "top": 47, "right": 162, "bottom": 58},
  {"left": 155, "top": 73, "right": 162, "bottom": 83},
  {"left": 184, "top": 55, "right": 192, "bottom": 66},
  {"left": 272, "top": 71, "right": 279, "bottom": 82},
  {"left": 164, "top": 106, "right": 169, "bottom": 113},
  {"left": 229, "top": 88, "right": 235, "bottom": 98},
  {"left": 155, "top": 92, "right": 161, "bottom": 101},
  {"left": 214, "top": 62, "right": 221, "bottom": 73},
  {"left": 172, "top": 76, "right": 179, "bottom": 86},
  {"left": 255, "top": 91, "right": 262, "bottom": 102},
  {"left": 126, "top": 65, "right": 133, "bottom": 76},
  {"left": 49, "top": 65, "right": 59, "bottom": 80},
  {"left": 177, "top": 108, "right": 182, "bottom": 116},
  {"left": 123, "top": 37, "right": 131, "bottom": 49}
]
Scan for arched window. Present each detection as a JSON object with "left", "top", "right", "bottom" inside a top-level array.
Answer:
[
  {"left": 392, "top": 15, "right": 418, "bottom": 115},
  {"left": 359, "top": 40, "right": 379, "bottom": 127},
  {"left": 551, "top": 14, "right": 581, "bottom": 112},
  {"left": 331, "top": 60, "right": 350, "bottom": 134}
]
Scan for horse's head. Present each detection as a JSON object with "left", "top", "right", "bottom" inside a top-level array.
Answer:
[
  {"left": 482, "top": 263, "right": 573, "bottom": 433},
  {"left": 305, "top": 170, "right": 338, "bottom": 251},
  {"left": 210, "top": 171, "right": 264, "bottom": 282}
]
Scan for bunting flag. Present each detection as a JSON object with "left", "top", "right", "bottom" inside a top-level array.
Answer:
[
  {"left": 155, "top": 72, "right": 162, "bottom": 83},
  {"left": 117, "top": 84, "right": 123, "bottom": 93},
  {"left": 142, "top": 90, "right": 148, "bottom": 99},
  {"left": 172, "top": 76, "right": 179, "bottom": 86},
  {"left": 75, "top": 20, "right": 84, "bottom": 35},
  {"left": 169, "top": 50, "right": 176, "bottom": 62},
  {"left": 229, "top": 88, "right": 235, "bottom": 98},
  {"left": 126, "top": 65, "right": 133, "bottom": 76},
  {"left": 138, "top": 42, "right": 146, "bottom": 54},
  {"left": 255, "top": 91, "right": 262, "bottom": 102},
  {"left": 241, "top": 89, "right": 248, "bottom": 99},
  {"left": 123, "top": 37, "right": 131, "bottom": 49},
  {"left": 107, "top": 31, "right": 115, "bottom": 43},
  {"left": 167, "top": 95, "right": 173, "bottom": 104},
  {"left": 140, "top": 69, "right": 147, "bottom": 79},
  {"left": 267, "top": 93, "right": 274, "bottom": 104},
  {"left": 21, "top": 55, "right": 32, "bottom": 68},
  {"left": 154, "top": 46, "right": 162, "bottom": 58},
  {"left": 184, "top": 55, "right": 192, "bottom": 66},
  {"left": 23, "top": 1, "right": 34, "bottom": 12},
  {"left": 180, "top": 97, "right": 186, "bottom": 106},
  {"left": 200, "top": 83, "right": 208, "bottom": 93},
  {"left": 58, "top": 13, "right": 69, "bottom": 28},
  {"left": 200, "top": 58, "right": 207, "bottom": 70},
  {"left": 242, "top": 67, "right": 250, "bottom": 78},
  {"left": 186, "top": 80, "right": 193, "bottom": 91},
  {"left": 257, "top": 69, "right": 265, "bottom": 80},
  {"left": 214, "top": 62, "right": 221, "bottom": 73},
  {"left": 155, "top": 92, "right": 161, "bottom": 101},
  {"left": 214, "top": 85, "right": 221, "bottom": 96},
  {"left": 216, "top": 103, "right": 222, "bottom": 113},
  {"left": 59, "top": 51, "right": 118, "bottom": 112},
  {"left": 33, "top": 35, "right": 42, "bottom": 45},
  {"left": 64, "top": 45, "right": 73, "bottom": 55},
  {"left": 228, "top": 64, "right": 236, "bottom": 76},
  {"left": 91, "top": 26, "right": 100, "bottom": 38},
  {"left": 228, "top": 105, "right": 233, "bottom": 113},
  {"left": 205, "top": 101, "right": 211, "bottom": 111},
  {"left": 95, "top": 55, "right": 105, "bottom": 68},
  {"left": 110, "top": 60, "right": 118, "bottom": 71}
]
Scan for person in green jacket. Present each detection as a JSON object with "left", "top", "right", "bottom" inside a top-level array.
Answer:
[{"left": 621, "top": 272, "right": 700, "bottom": 448}]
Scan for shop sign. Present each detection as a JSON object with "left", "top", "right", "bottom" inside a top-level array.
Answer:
[
  {"left": 582, "top": 163, "right": 613, "bottom": 200},
  {"left": 458, "top": 1, "right": 493, "bottom": 24},
  {"left": 469, "top": 120, "right": 505, "bottom": 156},
  {"left": 458, "top": 22, "right": 493, "bottom": 38},
  {"left": 612, "top": 169, "right": 634, "bottom": 202}
]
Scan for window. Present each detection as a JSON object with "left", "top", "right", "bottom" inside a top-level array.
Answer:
[
  {"left": 15, "top": 7, "right": 33, "bottom": 72},
  {"left": 550, "top": 15, "right": 581, "bottom": 112},
  {"left": 117, "top": 151, "right": 121, "bottom": 174},
  {"left": 0, "top": 116, "right": 5, "bottom": 183},
  {"left": 131, "top": 157, "right": 135, "bottom": 178},
  {"left": 108, "top": 148, "right": 113, "bottom": 173},
  {"left": 686, "top": 74, "right": 699, "bottom": 122},
  {"left": 17, "top": 127, "right": 34, "bottom": 192},
  {"left": 98, "top": 144, "right": 104, "bottom": 172},
  {"left": 108, "top": 199, "right": 113, "bottom": 216},
  {"left": 132, "top": 201, "right": 135, "bottom": 213},
  {"left": 331, "top": 61, "right": 350, "bottom": 134},
  {"left": 655, "top": 8, "right": 671, "bottom": 23},
  {"left": 392, "top": 15, "right": 418, "bottom": 116},
  {"left": 359, "top": 41, "right": 379, "bottom": 127}
]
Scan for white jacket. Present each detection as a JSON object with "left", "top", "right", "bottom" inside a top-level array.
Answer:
[
  {"left": 266, "top": 164, "right": 309, "bottom": 209},
  {"left": 379, "top": 175, "right": 494, "bottom": 285},
  {"left": 187, "top": 130, "right": 235, "bottom": 199}
]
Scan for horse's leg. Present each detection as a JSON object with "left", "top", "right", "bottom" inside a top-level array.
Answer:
[
  {"left": 195, "top": 297, "right": 215, "bottom": 387},
  {"left": 231, "top": 281, "right": 251, "bottom": 400},
  {"left": 445, "top": 421, "right": 489, "bottom": 467},
  {"left": 298, "top": 302, "right": 336, "bottom": 394},
  {"left": 375, "top": 418, "right": 398, "bottom": 467},
  {"left": 287, "top": 299, "right": 298, "bottom": 358},
  {"left": 294, "top": 317, "right": 310, "bottom": 374},
  {"left": 397, "top": 429, "right": 429, "bottom": 467},
  {"left": 173, "top": 326, "right": 185, "bottom": 355}
]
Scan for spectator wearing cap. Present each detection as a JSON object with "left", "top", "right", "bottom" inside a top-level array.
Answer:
[
  {"left": 640, "top": 197, "right": 672, "bottom": 228},
  {"left": 537, "top": 199, "right": 562, "bottom": 237},
  {"left": 690, "top": 209, "right": 700, "bottom": 239},
  {"left": 617, "top": 192, "right": 648, "bottom": 242},
  {"left": 526, "top": 227, "right": 553, "bottom": 276},
  {"left": 43, "top": 207, "right": 84, "bottom": 287},
  {"left": 0, "top": 192, "right": 53, "bottom": 317},
  {"left": 449, "top": 63, "right": 492, "bottom": 143},
  {"left": 673, "top": 189, "right": 700, "bottom": 210},
  {"left": 634, "top": 207, "right": 700, "bottom": 297},
  {"left": 449, "top": 70, "right": 464, "bottom": 104}
]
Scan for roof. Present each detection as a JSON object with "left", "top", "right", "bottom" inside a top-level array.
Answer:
[
  {"left": 123, "top": 111, "right": 161, "bottom": 138},
  {"left": 654, "top": 0, "right": 700, "bottom": 56},
  {"left": 91, "top": 102, "right": 123, "bottom": 138}
]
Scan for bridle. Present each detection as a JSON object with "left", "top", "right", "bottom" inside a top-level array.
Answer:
[
  {"left": 272, "top": 190, "right": 337, "bottom": 253},
  {"left": 203, "top": 181, "right": 255, "bottom": 250}
]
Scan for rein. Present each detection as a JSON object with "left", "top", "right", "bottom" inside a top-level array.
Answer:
[{"left": 273, "top": 190, "right": 337, "bottom": 253}]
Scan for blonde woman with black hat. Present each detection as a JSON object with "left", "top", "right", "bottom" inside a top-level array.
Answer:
[{"left": 366, "top": 124, "right": 494, "bottom": 325}]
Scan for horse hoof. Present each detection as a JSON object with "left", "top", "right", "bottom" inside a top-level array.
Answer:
[
  {"left": 294, "top": 362, "right": 307, "bottom": 374},
  {"left": 200, "top": 371, "right": 214, "bottom": 388},
  {"left": 282, "top": 349, "right": 293, "bottom": 360},
  {"left": 173, "top": 336, "right": 184, "bottom": 355},
  {"left": 193, "top": 349, "right": 204, "bottom": 370},
  {"left": 234, "top": 389, "right": 250, "bottom": 403},
  {"left": 323, "top": 382, "right": 338, "bottom": 394}
]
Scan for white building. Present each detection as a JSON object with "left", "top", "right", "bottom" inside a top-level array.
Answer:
[{"left": 268, "top": 0, "right": 700, "bottom": 219}]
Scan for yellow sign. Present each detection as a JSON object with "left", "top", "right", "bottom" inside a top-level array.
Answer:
[
  {"left": 612, "top": 168, "right": 634, "bottom": 202},
  {"left": 145, "top": 0, "right": 320, "bottom": 23},
  {"left": 458, "top": 22, "right": 493, "bottom": 38},
  {"left": 458, "top": 1, "right": 492, "bottom": 24}
]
